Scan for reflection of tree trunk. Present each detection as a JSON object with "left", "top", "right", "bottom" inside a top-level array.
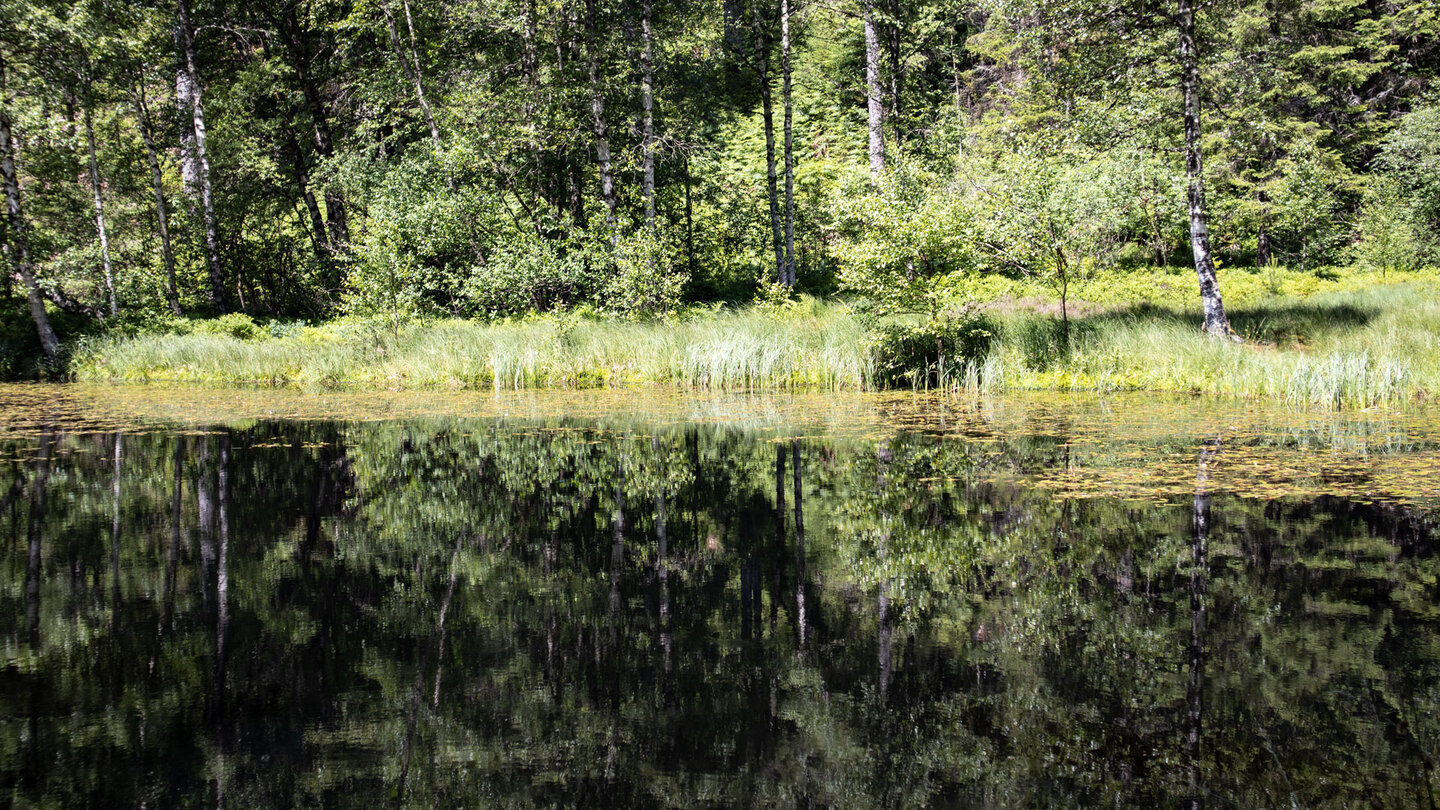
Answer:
[
  {"left": 432, "top": 538, "right": 461, "bottom": 709},
  {"left": 1187, "top": 438, "right": 1215, "bottom": 810},
  {"left": 878, "top": 580, "right": 892, "bottom": 702},
  {"left": 654, "top": 438, "right": 671, "bottom": 675},
  {"left": 397, "top": 535, "right": 462, "bottom": 807},
  {"left": 211, "top": 434, "right": 231, "bottom": 810},
  {"left": 25, "top": 430, "right": 55, "bottom": 646},
  {"left": 110, "top": 433, "right": 122, "bottom": 633},
  {"left": 198, "top": 438, "right": 215, "bottom": 612},
  {"left": 606, "top": 478, "right": 625, "bottom": 782},
  {"left": 609, "top": 480, "right": 626, "bottom": 646},
  {"left": 792, "top": 440, "right": 807, "bottom": 647},
  {"left": 214, "top": 435, "right": 231, "bottom": 718},
  {"left": 161, "top": 438, "right": 183, "bottom": 634},
  {"left": 773, "top": 444, "right": 785, "bottom": 636},
  {"left": 877, "top": 439, "right": 893, "bottom": 702}
]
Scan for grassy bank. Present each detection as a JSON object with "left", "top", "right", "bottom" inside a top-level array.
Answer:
[{"left": 72, "top": 269, "right": 1440, "bottom": 407}]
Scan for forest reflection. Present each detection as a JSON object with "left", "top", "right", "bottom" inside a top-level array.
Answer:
[{"left": 0, "top": 417, "right": 1437, "bottom": 808}]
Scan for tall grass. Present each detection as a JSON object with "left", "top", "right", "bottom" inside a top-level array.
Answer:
[
  {"left": 73, "top": 280, "right": 1440, "bottom": 407},
  {"left": 73, "top": 298, "right": 877, "bottom": 391},
  {"left": 984, "top": 284, "right": 1440, "bottom": 407}
]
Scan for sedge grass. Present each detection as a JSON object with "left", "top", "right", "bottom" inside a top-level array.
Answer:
[
  {"left": 73, "top": 280, "right": 1440, "bottom": 407},
  {"left": 74, "top": 299, "right": 876, "bottom": 392}
]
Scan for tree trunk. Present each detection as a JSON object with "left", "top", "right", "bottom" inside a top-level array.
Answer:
[
  {"left": 864, "top": 1, "right": 886, "bottom": 182},
  {"left": 1178, "top": 0, "right": 1231, "bottom": 338},
  {"left": 291, "top": 142, "right": 330, "bottom": 264},
  {"left": 1256, "top": 193, "right": 1271, "bottom": 267},
  {"left": 586, "top": 0, "right": 619, "bottom": 243},
  {"left": 683, "top": 152, "right": 694, "bottom": 278},
  {"left": 780, "top": 0, "right": 796, "bottom": 286},
  {"left": 177, "top": 0, "right": 230, "bottom": 314},
  {"left": 0, "top": 81, "right": 60, "bottom": 365},
  {"left": 277, "top": 6, "right": 349, "bottom": 250},
  {"left": 640, "top": 0, "right": 656, "bottom": 229},
  {"left": 753, "top": 2, "right": 784, "bottom": 282},
  {"left": 381, "top": 0, "right": 442, "bottom": 153},
  {"left": 83, "top": 106, "right": 118, "bottom": 317},
  {"left": 132, "top": 79, "right": 181, "bottom": 315}
]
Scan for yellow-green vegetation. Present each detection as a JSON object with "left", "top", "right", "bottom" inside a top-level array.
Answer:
[
  {"left": 73, "top": 270, "right": 1440, "bottom": 407},
  {"left": 73, "top": 298, "right": 874, "bottom": 391}
]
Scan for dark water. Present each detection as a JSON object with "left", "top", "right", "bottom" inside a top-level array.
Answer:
[{"left": 1, "top": 397, "right": 1439, "bottom": 808}]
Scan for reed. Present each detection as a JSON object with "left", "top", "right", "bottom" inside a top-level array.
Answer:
[{"left": 73, "top": 282, "right": 1440, "bottom": 407}]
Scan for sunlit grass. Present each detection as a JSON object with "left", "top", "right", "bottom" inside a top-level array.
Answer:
[
  {"left": 74, "top": 298, "right": 876, "bottom": 392},
  {"left": 73, "top": 279, "right": 1440, "bottom": 407},
  {"left": 984, "top": 283, "right": 1440, "bottom": 407}
]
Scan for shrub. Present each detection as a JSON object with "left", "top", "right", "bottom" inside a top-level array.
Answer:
[
  {"left": 600, "top": 227, "right": 688, "bottom": 317},
  {"left": 871, "top": 310, "right": 995, "bottom": 389},
  {"left": 194, "top": 313, "right": 266, "bottom": 341}
]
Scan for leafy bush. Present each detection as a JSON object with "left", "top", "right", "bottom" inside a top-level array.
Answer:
[
  {"left": 462, "top": 233, "right": 601, "bottom": 316},
  {"left": 871, "top": 310, "right": 995, "bottom": 389},
  {"left": 600, "top": 226, "right": 688, "bottom": 317},
  {"left": 194, "top": 313, "right": 266, "bottom": 340}
]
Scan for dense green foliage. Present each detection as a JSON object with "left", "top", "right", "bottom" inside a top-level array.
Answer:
[{"left": 1, "top": 0, "right": 1438, "bottom": 374}]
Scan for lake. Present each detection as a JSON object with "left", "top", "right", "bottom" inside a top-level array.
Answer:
[{"left": 1, "top": 384, "right": 1438, "bottom": 808}]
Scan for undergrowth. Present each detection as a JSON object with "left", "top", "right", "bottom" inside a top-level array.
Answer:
[{"left": 70, "top": 269, "right": 1440, "bottom": 407}]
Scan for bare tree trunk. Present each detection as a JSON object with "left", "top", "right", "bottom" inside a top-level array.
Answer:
[
  {"left": 84, "top": 106, "right": 118, "bottom": 317},
  {"left": 132, "top": 79, "right": 181, "bottom": 315},
  {"left": 176, "top": 0, "right": 230, "bottom": 314},
  {"left": 0, "top": 74, "right": 60, "bottom": 365},
  {"left": 586, "top": 0, "right": 618, "bottom": 242},
  {"left": 1178, "top": 0, "right": 1232, "bottom": 339},
  {"left": 864, "top": 1, "right": 885, "bottom": 182},
  {"left": 753, "top": 1, "right": 784, "bottom": 282},
  {"left": 640, "top": 0, "right": 656, "bottom": 229},
  {"left": 780, "top": 0, "right": 796, "bottom": 286}
]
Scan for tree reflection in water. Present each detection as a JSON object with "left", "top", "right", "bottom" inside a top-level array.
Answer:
[{"left": 0, "top": 416, "right": 1437, "bottom": 808}]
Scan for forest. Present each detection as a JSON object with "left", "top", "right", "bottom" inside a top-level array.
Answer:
[{"left": 2, "top": 0, "right": 1439, "bottom": 384}]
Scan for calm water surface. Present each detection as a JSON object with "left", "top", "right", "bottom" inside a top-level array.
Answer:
[{"left": 1, "top": 384, "right": 1438, "bottom": 808}]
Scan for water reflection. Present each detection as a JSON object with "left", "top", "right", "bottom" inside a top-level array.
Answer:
[{"left": 0, "top": 416, "right": 1437, "bottom": 808}]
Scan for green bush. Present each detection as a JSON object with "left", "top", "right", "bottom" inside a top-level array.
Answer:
[
  {"left": 194, "top": 313, "right": 266, "bottom": 341},
  {"left": 871, "top": 311, "right": 995, "bottom": 389}
]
